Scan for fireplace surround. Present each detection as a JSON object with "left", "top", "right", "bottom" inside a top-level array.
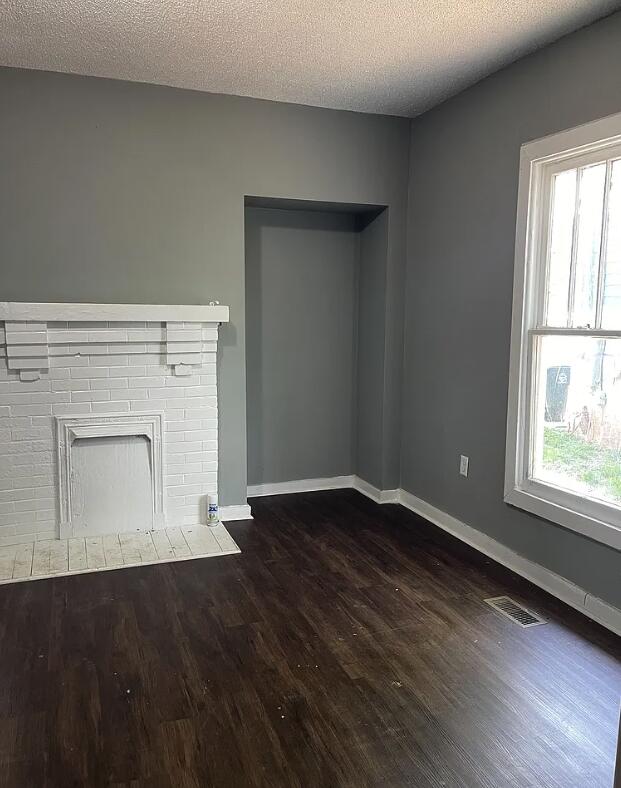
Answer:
[{"left": 0, "top": 302, "right": 229, "bottom": 547}]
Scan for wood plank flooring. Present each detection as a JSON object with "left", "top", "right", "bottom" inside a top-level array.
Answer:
[
  {"left": 0, "top": 524, "right": 239, "bottom": 584},
  {"left": 0, "top": 489, "right": 619, "bottom": 787}
]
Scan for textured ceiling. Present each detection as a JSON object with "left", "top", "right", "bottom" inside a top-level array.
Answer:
[{"left": 1, "top": 0, "right": 619, "bottom": 117}]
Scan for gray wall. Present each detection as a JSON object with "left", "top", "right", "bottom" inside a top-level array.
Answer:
[
  {"left": 403, "top": 11, "right": 621, "bottom": 607},
  {"left": 356, "top": 210, "right": 389, "bottom": 487},
  {"left": 0, "top": 67, "right": 410, "bottom": 504},
  {"left": 245, "top": 207, "right": 359, "bottom": 485}
]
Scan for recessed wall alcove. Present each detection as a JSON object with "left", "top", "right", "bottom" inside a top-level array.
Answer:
[{"left": 244, "top": 196, "right": 389, "bottom": 491}]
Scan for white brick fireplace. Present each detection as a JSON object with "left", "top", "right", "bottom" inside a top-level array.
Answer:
[{"left": 0, "top": 302, "right": 237, "bottom": 548}]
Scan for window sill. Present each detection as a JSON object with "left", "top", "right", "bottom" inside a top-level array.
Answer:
[{"left": 504, "top": 486, "right": 621, "bottom": 551}]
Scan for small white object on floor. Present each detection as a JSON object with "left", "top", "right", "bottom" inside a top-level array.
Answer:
[{"left": 0, "top": 523, "right": 240, "bottom": 585}]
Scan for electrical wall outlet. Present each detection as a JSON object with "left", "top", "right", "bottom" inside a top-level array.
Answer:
[{"left": 459, "top": 455, "right": 469, "bottom": 477}]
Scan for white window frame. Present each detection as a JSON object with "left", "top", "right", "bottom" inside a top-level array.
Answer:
[{"left": 505, "top": 111, "right": 621, "bottom": 552}]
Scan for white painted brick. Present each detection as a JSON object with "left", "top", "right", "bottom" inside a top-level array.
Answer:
[
  {"left": 167, "top": 484, "right": 204, "bottom": 497},
  {"left": 11, "top": 404, "right": 53, "bottom": 416},
  {"left": 35, "top": 509, "right": 56, "bottom": 521},
  {"left": 110, "top": 343, "right": 147, "bottom": 354},
  {"left": 31, "top": 439, "right": 54, "bottom": 452},
  {"left": 89, "top": 377, "right": 129, "bottom": 390},
  {"left": 50, "top": 355, "right": 88, "bottom": 367},
  {"left": 167, "top": 329, "right": 202, "bottom": 342},
  {"left": 166, "top": 462, "right": 202, "bottom": 474},
  {"left": 7, "top": 357, "right": 49, "bottom": 371},
  {"left": 0, "top": 487, "right": 34, "bottom": 502},
  {"left": 5, "top": 329, "right": 47, "bottom": 344},
  {"left": 184, "top": 493, "right": 212, "bottom": 506},
  {"left": 0, "top": 511, "right": 32, "bottom": 526},
  {"left": 125, "top": 353, "right": 159, "bottom": 365},
  {"left": 0, "top": 442, "right": 35, "bottom": 455},
  {"left": 109, "top": 365, "right": 146, "bottom": 377},
  {"left": 14, "top": 497, "right": 55, "bottom": 512},
  {"left": 71, "top": 390, "right": 111, "bottom": 402},
  {"left": 167, "top": 442, "right": 202, "bottom": 454},
  {"left": 90, "top": 401, "right": 130, "bottom": 413},
  {"left": 69, "top": 344, "right": 110, "bottom": 356},
  {"left": 116, "top": 321, "right": 147, "bottom": 329},
  {"left": 185, "top": 410, "right": 215, "bottom": 419},
  {"left": 183, "top": 473, "right": 217, "bottom": 485},
  {"left": 5, "top": 379, "right": 51, "bottom": 392},
  {"left": 6, "top": 344, "right": 49, "bottom": 359},
  {"left": 70, "top": 367, "right": 109, "bottom": 379},
  {"left": 189, "top": 430, "right": 217, "bottom": 442},
  {"left": 90, "top": 354, "right": 129, "bottom": 367},
  {"left": 167, "top": 342, "right": 202, "bottom": 354},
  {"left": 13, "top": 521, "right": 43, "bottom": 536},
  {"left": 145, "top": 387, "right": 169, "bottom": 399},
  {"left": 87, "top": 330, "right": 128, "bottom": 343},
  {"left": 48, "top": 330, "right": 90, "bottom": 343},
  {"left": 11, "top": 427, "right": 52, "bottom": 441},
  {"left": 13, "top": 475, "right": 50, "bottom": 489},
  {"left": 166, "top": 433, "right": 186, "bottom": 445},
  {"left": 52, "top": 379, "right": 90, "bottom": 392},
  {"left": 129, "top": 376, "right": 166, "bottom": 388},
  {"left": 5, "top": 322, "right": 46, "bottom": 332},
  {"left": 167, "top": 420, "right": 201, "bottom": 432},
  {"left": 167, "top": 352, "right": 202, "bottom": 365},
  {"left": 30, "top": 416, "right": 54, "bottom": 427},
  {"left": 128, "top": 329, "right": 165, "bottom": 342},
  {"left": 183, "top": 398, "right": 216, "bottom": 410},
  {"left": 35, "top": 486, "right": 55, "bottom": 499},
  {"left": 5, "top": 392, "right": 67, "bottom": 405},
  {"left": 165, "top": 376, "right": 201, "bottom": 387},
  {"left": 130, "top": 399, "right": 164, "bottom": 412},
  {"left": 2, "top": 417, "right": 30, "bottom": 428},
  {"left": 52, "top": 403, "right": 91, "bottom": 415}
]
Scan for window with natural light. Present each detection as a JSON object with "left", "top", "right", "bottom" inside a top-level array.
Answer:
[{"left": 505, "top": 114, "right": 621, "bottom": 550}]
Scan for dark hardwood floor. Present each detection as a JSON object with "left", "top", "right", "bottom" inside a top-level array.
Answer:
[{"left": 0, "top": 490, "right": 619, "bottom": 787}]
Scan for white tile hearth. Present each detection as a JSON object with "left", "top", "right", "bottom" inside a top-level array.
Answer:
[{"left": 0, "top": 523, "right": 240, "bottom": 584}]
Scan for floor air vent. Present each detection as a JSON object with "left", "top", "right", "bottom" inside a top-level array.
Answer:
[{"left": 484, "top": 596, "right": 546, "bottom": 628}]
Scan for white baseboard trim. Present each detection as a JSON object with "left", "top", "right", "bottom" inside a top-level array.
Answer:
[
  {"left": 398, "top": 489, "right": 621, "bottom": 638},
  {"left": 219, "top": 504, "right": 253, "bottom": 522},
  {"left": 244, "top": 474, "right": 620, "bottom": 635},
  {"left": 352, "top": 476, "right": 400, "bottom": 504},
  {"left": 247, "top": 474, "right": 399, "bottom": 503},
  {"left": 248, "top": 476, "right": 355, "bottom": 498}
]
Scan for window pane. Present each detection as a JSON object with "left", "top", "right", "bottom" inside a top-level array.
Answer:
[
  {"left": 601, "top": 159, "right": 621, "bottom": 329},
  {"left": 532, "top": 335, "right": 621, "bottom": 508},
  {"left": 545, "top": 169, "right": 576, "bottom": 326},
  {"left": 572, "top": 163, "right": 606, "bottom": 328}
]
